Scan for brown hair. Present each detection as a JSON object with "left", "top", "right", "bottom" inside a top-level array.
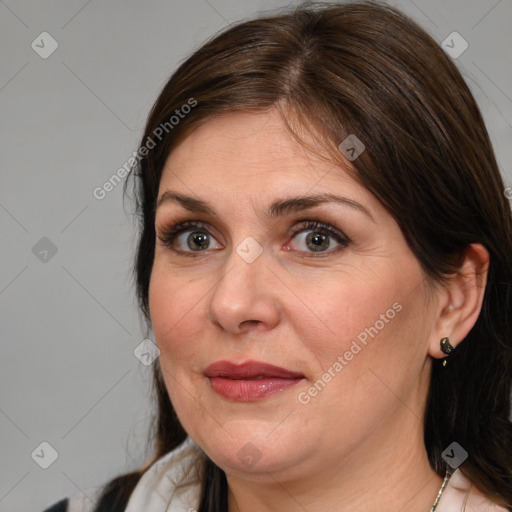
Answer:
[{"left": 97, "top": 1, "right": 512, "bottom": 510}]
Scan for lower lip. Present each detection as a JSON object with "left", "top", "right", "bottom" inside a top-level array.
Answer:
[{"left": 208, "top": 376, "right": 303, "bottom": 402}]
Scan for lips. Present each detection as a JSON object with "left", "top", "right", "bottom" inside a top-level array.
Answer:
[{"left": 205, "top": 360, "right": 305, "bottom": 402}]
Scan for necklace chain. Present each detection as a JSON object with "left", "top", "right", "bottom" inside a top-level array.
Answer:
[{"left": 429, "top": 471, "right": 450, "bottom": 512}]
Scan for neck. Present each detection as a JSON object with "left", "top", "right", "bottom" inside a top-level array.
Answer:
[{"left": 226, "top": 409, "right": 443, "bottom": 512}]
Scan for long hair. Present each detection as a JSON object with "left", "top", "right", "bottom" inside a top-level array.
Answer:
[{"left": 96, "top": 2, "right": 512, "bottom": 510}]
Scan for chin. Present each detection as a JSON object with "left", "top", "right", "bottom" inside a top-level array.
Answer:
[{"left": 191, "top": 424, "right": 311, "bottom": 479}]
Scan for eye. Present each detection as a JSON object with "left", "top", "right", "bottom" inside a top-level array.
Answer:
[
  {"left": 157, "top": 221, "right": 222, "bottom": 255},
  {"left": 287, "top": 220, "right": 350, "bottom": 256},
  {"left": 157, "top": 219, "right": 350, "bottom": 257}
]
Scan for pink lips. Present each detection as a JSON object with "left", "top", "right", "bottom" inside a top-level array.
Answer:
[{"left": 204, "top": 360, "right": 304, "bottom": 402}]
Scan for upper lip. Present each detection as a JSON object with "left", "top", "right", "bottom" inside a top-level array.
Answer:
[{"left": 204, "top": 360, "right": 304, "bottom": 379}]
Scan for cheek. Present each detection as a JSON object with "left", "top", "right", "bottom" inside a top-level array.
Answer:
[
  {"left": 148, "top": 269, "right": 209, "bottom": 424},
  {"left": 291, "top": 266, "right": 428, "bottom": 378},
  {"left": 292, "top": 277, "right": 399, "bottom": 352},
  {"left": 291, "top": 277, "right": 429, "bottom": 432},
  {"left": 148, "top": 266, "right": 207, "bottom": 364}
]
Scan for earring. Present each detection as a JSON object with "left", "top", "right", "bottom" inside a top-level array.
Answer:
[{"left": 440, "top": 337, "right": 454, "bottom": 367}]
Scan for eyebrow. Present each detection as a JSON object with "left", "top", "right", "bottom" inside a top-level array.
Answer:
[{"left": 155, "top": 191, "right": 375, "bottom": 222}]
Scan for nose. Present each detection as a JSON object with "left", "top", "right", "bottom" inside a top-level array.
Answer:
[{"left": 207, "top": 243, "right": 280, "bottom": 334}]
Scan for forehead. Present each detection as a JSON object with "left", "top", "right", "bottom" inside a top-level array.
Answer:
[{"left": 160, "top": 109, "right": 359, "bottom": 192}]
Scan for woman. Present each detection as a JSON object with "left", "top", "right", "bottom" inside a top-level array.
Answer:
[{"left": 43, "top": 1, "right": 512, "bottom": 511}]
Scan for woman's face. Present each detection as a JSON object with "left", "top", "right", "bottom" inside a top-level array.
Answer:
[{"left": 149, "top": 109, "right": 439, "bottom": 481}]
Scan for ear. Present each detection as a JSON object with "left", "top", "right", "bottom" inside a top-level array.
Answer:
[{"left": 427, "top": 243, "right": 490, "bottom": 360}]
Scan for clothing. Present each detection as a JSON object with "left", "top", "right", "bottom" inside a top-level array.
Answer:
[{"left": 42, "top": 437, "right": 509, "bottom": 512}]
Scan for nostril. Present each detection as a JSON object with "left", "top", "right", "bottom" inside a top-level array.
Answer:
[{"left": 241, "top": 320, "right": 259, "bottom": 327}]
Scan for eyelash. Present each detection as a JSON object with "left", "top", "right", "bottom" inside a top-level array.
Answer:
[{"left": 156, "top": 220, "right": 351, "bottom": 258}]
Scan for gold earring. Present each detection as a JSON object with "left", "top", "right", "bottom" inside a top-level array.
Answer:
[{"left": 440, "top": 337, "right": 454, "bottom": 367}]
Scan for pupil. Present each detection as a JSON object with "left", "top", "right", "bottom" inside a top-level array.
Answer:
[
  {"left": 306, "top": 232, "right": 329, "bottom": 251},
  {"left": 188, "top": 232, "right": 209, "bottom": 250}
]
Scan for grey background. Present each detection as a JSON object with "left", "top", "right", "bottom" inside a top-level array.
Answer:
[{"left": 1, "top": 1, "right": 511, "bottom": 511}]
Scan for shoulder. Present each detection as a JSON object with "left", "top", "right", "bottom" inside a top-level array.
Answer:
[
  {"left": 42, "top": 498, "right": 69, "bottom": 512},
  {"left": 437, "top": 469, "right": 510, "bottom": 512},
  {"left": 42, "top": 485, "right": 103, "bottom": 512},
  {"left": 42, "top": 438, "right": 204, "bottom": 512},
  {"left": 41, "top": 473, "right": 137, "bottom": 512}
]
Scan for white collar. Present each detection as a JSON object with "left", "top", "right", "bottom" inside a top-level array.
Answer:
[{"left": 125, "top": 437, "right": 203, "bottom": 512}]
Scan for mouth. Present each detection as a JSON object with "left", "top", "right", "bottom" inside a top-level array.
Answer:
[{"left": 204, "top": 360, "right": 305, "bottom": 402}]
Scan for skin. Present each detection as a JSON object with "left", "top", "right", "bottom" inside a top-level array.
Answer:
[{"left": 149, "top": 109, "right": 489, "bottom": 512}]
